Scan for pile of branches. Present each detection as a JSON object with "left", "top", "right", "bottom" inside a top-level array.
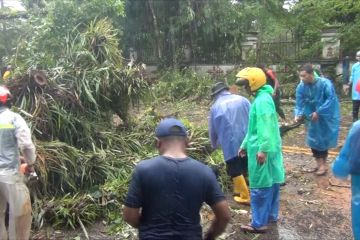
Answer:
[
  {"left": 6, "top": 18, "right": 215, "bottom": 232},
  {"left": 10, "top": 19, "right": 147, "bottom": 147},
  {"left": 29, "top": 110, "right": 212, "bottom": 230},
  {"left": 5, "top": 19, "right": 152, "bottom": 230}
]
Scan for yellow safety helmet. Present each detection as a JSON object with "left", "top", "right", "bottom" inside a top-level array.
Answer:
[{"left": 235, "top": 67, "right": 266, "bottom": 92}]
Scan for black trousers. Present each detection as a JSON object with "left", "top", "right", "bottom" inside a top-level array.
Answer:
[
  {"left": 353, "top": 100, "right": 360, "bottom": 122},
  {"left": 311, "top": 148, "right": 328, "bottom": 159},
  {"left": 226, "top": 156, "right": 248, "bottom": 178},
  {"left": 274, "top": 89, "right": 285, "bottom": 120}
]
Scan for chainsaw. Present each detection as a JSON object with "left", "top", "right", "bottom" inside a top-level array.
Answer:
[{"left": 279, "top": 119, "right": 304, "bottom": 137}]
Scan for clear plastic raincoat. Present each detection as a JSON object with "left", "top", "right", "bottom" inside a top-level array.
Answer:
[
  {"left": 240, "top": 85, "right": 285, "bottom": 188},
  {"left": 209, "top": 91, "right": 250, "bottom": 161},
  {"left": 332, "top": 120, "right": 360, "bottom": 240},
  {"left": 295, "top": 77, "right": 340, "bottom": 151}
]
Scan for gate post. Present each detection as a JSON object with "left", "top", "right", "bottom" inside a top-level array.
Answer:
[
  {"left": 241, "top": 32, "right": 258, "bottom": 61},
  {"left": 321, "top": 27, "right": 340, "bottom": 60}
]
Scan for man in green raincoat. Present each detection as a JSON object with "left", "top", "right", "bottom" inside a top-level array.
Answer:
[{"left": 236, "top": 67, "right": 285, "bottom": 233}]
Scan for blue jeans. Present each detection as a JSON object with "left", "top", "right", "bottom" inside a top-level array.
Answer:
[{"left": 250, "top": 184, "right": 280, "bottom": 228}]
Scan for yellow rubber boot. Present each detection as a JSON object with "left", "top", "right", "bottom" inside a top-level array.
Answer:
[{"left": 233, "top": 175, "right": 250, "bottom": 205}]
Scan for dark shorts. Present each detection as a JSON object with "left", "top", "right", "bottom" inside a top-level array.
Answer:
[
  {"left": 226, "top": 156, "right": 248, "bottom": 178},
  {"left": 311, "top": 148, "right": 328, "bottom": 159}
]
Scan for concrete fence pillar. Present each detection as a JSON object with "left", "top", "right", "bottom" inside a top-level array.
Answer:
[
  {"left": 241, "top": 32, "right": 258, "bottom": 61},
  {"left": 321, "top": 27, "right": 340, "bottom": 60}
]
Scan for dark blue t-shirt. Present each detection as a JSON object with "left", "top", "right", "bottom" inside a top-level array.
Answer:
[{"left": 124, "top": 156, "right": 225, "bottom": 240}]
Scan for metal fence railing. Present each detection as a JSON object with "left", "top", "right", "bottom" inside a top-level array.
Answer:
[
  {"left": 257, "top": 41, "right": 321, "bottom": 63},
  {"left": 133, "top": 41, "right": 322, "bottom": 65}
]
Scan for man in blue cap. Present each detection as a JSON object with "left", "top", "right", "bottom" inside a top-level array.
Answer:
[
  {"left": 209, "top": 82, "right": 251, "bottom": 204},
  {"left": 123, "top": 118, "right": 231, "bottom": 240}
]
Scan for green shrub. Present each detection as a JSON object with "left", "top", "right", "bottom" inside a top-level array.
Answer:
[{"left": 152, "top": 69, "right": 214, "bottom": 102}]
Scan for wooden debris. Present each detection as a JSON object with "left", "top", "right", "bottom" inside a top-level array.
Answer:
[{"left": 300, "top": 199, "right": 320, "bottom": 205}]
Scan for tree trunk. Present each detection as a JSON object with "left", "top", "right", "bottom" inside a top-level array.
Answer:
[
  {"left": 188, "top": 0, "right": 195, "bottom": 65},
  {"left": 148, "top": 0, "right": 162, "bottom": 60}
]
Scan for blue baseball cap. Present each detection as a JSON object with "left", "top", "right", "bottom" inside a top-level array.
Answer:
[{"left": 155, "top": 118, "right": 188, "bottom": 138}]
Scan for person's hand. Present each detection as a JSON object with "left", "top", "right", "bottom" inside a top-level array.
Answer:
[
  {"left": 20, "top": 163, "right": 34, "bottom": 175},
  {"left": 343, "top": 84, "right": 350, "bottom": 95},
  {"left": 311, "top": 112, "right": 319, "bottom": 121},
  {"left": 238, "top": 148, "right": 246, "bottom": 158},
  {"left": 256, "top": 152, "right": 267, "bottom": 165}
]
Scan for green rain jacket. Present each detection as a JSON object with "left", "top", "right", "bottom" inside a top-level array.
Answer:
[{"left": 240, "top": 85, "right": 285, "bottom": 189}]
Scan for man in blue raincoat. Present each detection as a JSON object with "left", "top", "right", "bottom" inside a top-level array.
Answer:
[
  {"left": 332, "top": 120, "right": 360, "bottom": 240},
  {"left": 295, "top": 64, "right": 340, "bottom": 176},
  {"left": 209, "top": 82, "right": 251, "bottom": 204}
]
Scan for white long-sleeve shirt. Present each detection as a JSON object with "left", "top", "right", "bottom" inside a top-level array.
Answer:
[{"left": 0, "top": 107, "right": 36, "bottom": 175}]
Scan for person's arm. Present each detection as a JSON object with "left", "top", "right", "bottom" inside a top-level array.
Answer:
[
  {"left": 204, "top": 169, "right": 230, "bottom": 240},
  {"left": 209, "top": 109, "right": 219, "bottom": 149},
  {"left": 316, "top": 82, "right": 337, "bottom": 117},
  {"left": 294, "top": 84, "right": 305, "bottom": 120},
  {"left": 267, "top": 69, "right": 279, "bottom": 93},
  {"left": 332, "top": 126, "right": 353, "bottom": 179},
  {"left": 239, "top": 133, "right": 249, "bottom": 158},
  {"left": 240, "top": 133, "right": 248, "bottom": 150},
  {"left": 14, "top": 114, "right": 36, "bottom": 166},
  {"left": 255, "top": 100, "right": 279, "bottom": 163},
  {"left": 204, "top": 200, "right": 231, "bottom": 240},
  {"left": 239, "top": 100, "right": 250, "bottom": 153},
  {"left": 349, "top": 64, "right": 355, "bottom": 85},
  {"left": 273, "top": 77, "right": 280, "bottom": 93},
  {"left": 256, "top": 99, "right": 278, "bottom": 152},
  {"left": 123, "top": 166, "right": 143, "bottom": 228},
  {"left": 333, "top": 122, "right": 360, "bottom": 178},
  {"left": 123, "top": 207, "right": 141, "bottom": 228}
]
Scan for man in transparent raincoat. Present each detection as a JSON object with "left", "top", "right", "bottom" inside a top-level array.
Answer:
[
  {"left": 209, "top": 81, "right": 251, "bottom": 204},
  {"left": 295, "top": 64, "right": 340, "bottom": 176},
  {"left": 332, "top": 120, "right": 360, "bottom": 240},
  {"left": 236, "top": 67, "right": 285, "bottom": 233}
]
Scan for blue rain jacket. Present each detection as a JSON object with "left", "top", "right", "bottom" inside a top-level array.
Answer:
[
  {"left": 350, "top": 62, "right": 360, "bottom": 100},
  {"left": 295, "top": 77, "right": 340, "bottom": 151},
  {"left": 332, "top": 120, "right": 360, "bottom": 240},
  {"left": 209, "top": 91, "right": 250, "bottom": 161}
]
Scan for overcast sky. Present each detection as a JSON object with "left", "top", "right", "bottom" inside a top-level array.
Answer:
[
  {"left": 2, "top": 0, "right": 26, "bottom": 11},
  {"left": 283, "top": 0, "right": 298, "bottom": 11}
]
